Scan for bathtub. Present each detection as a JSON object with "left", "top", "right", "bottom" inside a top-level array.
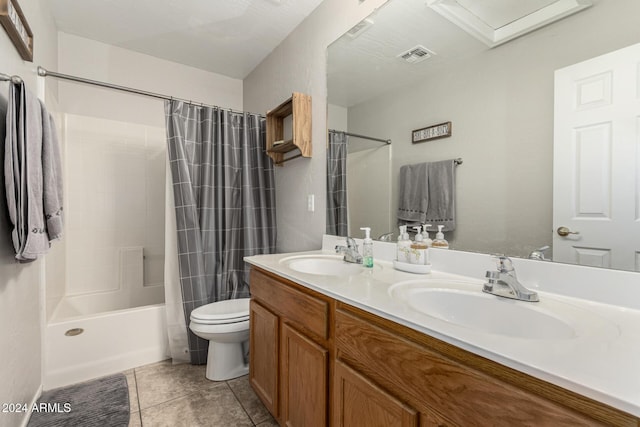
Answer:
[{"left": 44, "top": 298, "right": 169, "bottom": 390}]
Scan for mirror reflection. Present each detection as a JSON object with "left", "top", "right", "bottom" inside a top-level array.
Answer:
[{"left": 327, "top": 0, "right": 640, "bottom": 272}]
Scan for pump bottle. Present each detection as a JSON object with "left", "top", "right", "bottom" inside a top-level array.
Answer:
[
  {"left": 396, "top": 225, "right": 411, "bottom": 263},
  {"left": 432, "top": 225, "right": 449, "bottom": 249},
  {"left": 410, "top": 226, "right": 428, "bottom": 265},
  {"left": 360, "top": 227, "right": 374, "bottom": 268},
  {"left": 422, "top": 224, "right": 433, "bottom": 248}
]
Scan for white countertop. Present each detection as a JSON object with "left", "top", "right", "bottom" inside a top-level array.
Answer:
[{"left": 245, "top": 239, "right": 640, "bottom": 417}]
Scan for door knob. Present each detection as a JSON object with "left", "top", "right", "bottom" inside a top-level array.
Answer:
[{"left": 557, "top": 226, "right": 580, "bottom": 237}]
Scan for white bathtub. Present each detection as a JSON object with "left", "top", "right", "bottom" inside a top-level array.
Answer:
[{"left": 44, "top": 301, "right": 169, "bottom": 390}]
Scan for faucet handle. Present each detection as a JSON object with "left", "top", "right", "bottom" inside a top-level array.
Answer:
[
  {"left": 346, "top": 237, "right": 358, "bottom": 249},
  {"left": 529, "top": 246, "right": 550, "bottom": 261},
  {"left": 492, "top": 255, "right": 514, "bottom": 273}
]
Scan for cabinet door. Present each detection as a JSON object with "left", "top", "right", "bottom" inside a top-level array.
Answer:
[
  {"left": 333, "top": 361, "right": 418, "bottom": 427},
  {"left": 421, "top": 410, "right": 458, "bottom": 427},
  {"left": 281, "top": 323, "right": 328, "bottom": 427},
  {"left": 249, "top": 300, "right": 279, "bottom": 417}
]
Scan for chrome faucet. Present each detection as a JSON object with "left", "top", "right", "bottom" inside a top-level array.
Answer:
[
  {"left": 483, "top": 256, "right": 539, "bottom": 302},
  {"left": 528, "top": 245, "right": 550, "bottom": 261},
  {"left": 335, "top": 237, "right": 363, "bottom": 264},
  {"left": 377, "top": 232, "right": 394, "bottom": 242}
]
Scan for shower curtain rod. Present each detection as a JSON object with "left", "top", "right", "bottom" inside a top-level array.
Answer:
[
  {"left": 35, "top": 66, "right": 262, "bottom": 116},
  {"left": 329, "top": 129, "right": 391, "bottom": 145}
]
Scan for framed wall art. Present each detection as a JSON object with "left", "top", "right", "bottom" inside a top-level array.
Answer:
[
  {"left": 0, "top": 0, "right": 33, "bottom": 61},
  {"left": 412, "top": 121, "right": 452, "bottom": 143}
]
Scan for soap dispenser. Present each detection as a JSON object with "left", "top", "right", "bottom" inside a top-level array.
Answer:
[
  {"left": 360, "top": 227, "right": 374, "bottom": 268},
  {"left": 422, "top": 224, "right": 433, "bottom": 248},
  {"left": 432, "top": 225, "right": 449, "bottom": 249},
  {"left": 396, "top": 225, "right": 411, "bottom": 263},
  {"left": 410, "top": 226, "right": 428, "bottom": 265}
]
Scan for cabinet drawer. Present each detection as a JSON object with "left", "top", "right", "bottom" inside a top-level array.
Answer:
[
  {"left": 336, "top": 308, "right": 608, "bottom": 427},
  {"left": 250, "top": 268, "right": 329, "bottom": 340}
]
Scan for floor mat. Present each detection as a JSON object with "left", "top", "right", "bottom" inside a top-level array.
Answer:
[{"left": 28, "top": 374, "right": 130, "bottom": 427}]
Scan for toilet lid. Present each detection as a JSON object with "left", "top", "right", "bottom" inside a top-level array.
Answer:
[{"left": 190, "top": 298, "right": 250, "bottom": 323}]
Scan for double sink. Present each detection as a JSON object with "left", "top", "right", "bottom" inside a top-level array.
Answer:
[{"left": 279, "top": 254, "right": 617, "bottom": 341}]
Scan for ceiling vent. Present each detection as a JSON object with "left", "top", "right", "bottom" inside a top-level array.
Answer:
[
  {"left": 397, "top": 45, "right": 435, "bottom": 64},
  {"left": 346, "top": 18, "right": 374, "bottom": 39}
]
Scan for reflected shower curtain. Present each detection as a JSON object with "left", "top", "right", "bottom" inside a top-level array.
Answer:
[
  {"left": 165, "top": 100, "right": 276, "bottom": 364},
  {"left": 326, "top": 131, "right": 348, "bottom": 236}
]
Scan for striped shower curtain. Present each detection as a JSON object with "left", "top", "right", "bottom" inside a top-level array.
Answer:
[
  {"left": 326, "top": 131, "right": 348, "bottom": 237},
  {"left": 165, "top": 100, "right": 276, "bottom": 364}
]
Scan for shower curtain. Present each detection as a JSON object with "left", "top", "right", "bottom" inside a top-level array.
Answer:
[
  {"left": 164, "top": 100, "right": 276, "bottom": 364},
  {"left": 326, "top": 131, "right": 348, "bottom": 237}
]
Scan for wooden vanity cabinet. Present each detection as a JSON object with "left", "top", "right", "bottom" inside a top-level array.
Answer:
[
  {"left": 249, "top": 268, "right": 331, "bottom": 427},
  {"left": 249, "top": 267, "right": 639, "bottom": 427},
  {"left": 335, "top": 303, "right": 637, "bottom": 427}
]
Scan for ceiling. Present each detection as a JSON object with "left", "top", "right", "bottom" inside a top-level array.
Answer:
[
  {"left": 328, "top": 0, "right": 593, "bottom": 107},
  {"left": 48, "top": 0, "right": 325, "bottom": 79}
]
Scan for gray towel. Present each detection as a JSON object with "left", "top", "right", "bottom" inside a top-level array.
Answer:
[
  {"left": 5, "top": 82, "right": 29, "bottom": 258},
  {"left": 4, "top": 82, "right": 63, "bottom": 261},
  {"left": 40, "top": 100, "right": 64, "bottom": 241},
  {"left": 397, "top": 162, "right": 429, "bottom": 223},
  {"left": 425, "top": 159, "right": 456, "bottom": 231},
  {"left": 397, "top": 159, "right": 456, "bottom": 231}
]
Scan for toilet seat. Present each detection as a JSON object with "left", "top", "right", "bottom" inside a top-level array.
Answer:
[{"left": 190, "top": 298, "right": 250, "bottom": 325}]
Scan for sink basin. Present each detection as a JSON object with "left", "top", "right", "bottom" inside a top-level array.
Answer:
[
  {"left": 389, "top": 279, "right": 617, "bottom": 340},
  {"left": 280, "top": 254, "right": 365, "bottom": 276}
]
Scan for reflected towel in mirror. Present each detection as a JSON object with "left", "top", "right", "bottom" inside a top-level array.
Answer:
[{"left": 397, "top": 159, "right": 456, "bottom": 231}]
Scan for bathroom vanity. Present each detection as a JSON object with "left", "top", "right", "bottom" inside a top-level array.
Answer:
[{"left": 245, "top": 237, "right": 640, "bottom": 426}]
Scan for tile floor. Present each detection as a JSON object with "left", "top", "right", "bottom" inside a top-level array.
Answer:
[{"left": 125, "top": 360, "right": 277, "bottom": 427}]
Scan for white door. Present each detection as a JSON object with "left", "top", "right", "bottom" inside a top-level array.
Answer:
[{"left": 553, "top": 43, "right": 640, "bottom": 271}]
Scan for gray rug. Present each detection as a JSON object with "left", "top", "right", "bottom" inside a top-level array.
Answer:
[{"left": 28, "top": 374, "right": 130, "bottom": 427}]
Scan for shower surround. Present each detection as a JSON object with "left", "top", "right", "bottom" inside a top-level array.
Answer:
[{"left": 44, "top": 114, "right": 168, "bottom": 388}]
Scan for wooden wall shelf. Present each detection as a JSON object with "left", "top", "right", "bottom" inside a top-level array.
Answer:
[{"left": 266, "top": 92, "right": 312, "bottom": 166}]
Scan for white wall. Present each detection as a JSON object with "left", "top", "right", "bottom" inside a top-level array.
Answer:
[
  {"left": 243, "top": 0, "right": 388, "bottom": 252},
  {"left": 57, "top": 33, "right": 244, "bottom": 129},
  {"left": 0, "top": 1, "right": 59, "bottom": 425},
  {"left": 327, "top": 103, "right": 348, "bottom": 132}
]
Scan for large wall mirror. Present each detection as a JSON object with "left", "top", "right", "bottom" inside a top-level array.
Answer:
[{"left": 326, "top": 0, "right": 640, "bottom": 272}]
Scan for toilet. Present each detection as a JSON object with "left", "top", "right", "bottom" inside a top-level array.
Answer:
[{"left": 189, "top": 298, "right": 251, "bottom": 381}]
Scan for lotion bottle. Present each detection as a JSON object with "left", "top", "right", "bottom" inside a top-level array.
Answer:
[
  {"left": 396, "top": 225, "right": 411, "bottom": 263},
  {"left": 432, "top": 225, "right": 449, "bottom": 249},
  {"left": 360, "top": 227, "right": 374, "bottom": 268},
  {"left": 410, "top": 226, "right": 428, "bottom": 265},
  {"left": 422, "top": 224, "right": 433, "bottom": 248}
]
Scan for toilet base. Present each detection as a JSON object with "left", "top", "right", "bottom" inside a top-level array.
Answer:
[{"left": 205, "top": 340, "right": 249, "bottom": 381}]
